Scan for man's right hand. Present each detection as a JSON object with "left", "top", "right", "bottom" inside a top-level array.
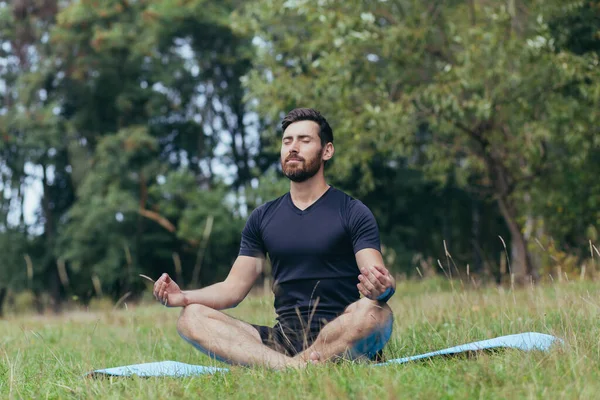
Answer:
[{"left": 153, "top": 273, "right": 186, "bottom": 307}]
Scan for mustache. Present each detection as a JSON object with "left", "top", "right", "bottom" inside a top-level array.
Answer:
[{"left": 285, "top": 154, "right": 304, "bottom": 162}]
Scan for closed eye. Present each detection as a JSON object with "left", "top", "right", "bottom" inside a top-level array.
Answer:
[{"left": 282, "top": 136, "right": 312, "bottom": 144}]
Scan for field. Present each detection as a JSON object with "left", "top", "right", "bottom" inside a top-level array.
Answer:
[{"left": 1, "top": 279, "right": 600, "bottom": 399}]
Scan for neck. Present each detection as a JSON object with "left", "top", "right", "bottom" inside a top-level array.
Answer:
[{"left": 289, "top": 172, "right": 330, "bottom": 205}]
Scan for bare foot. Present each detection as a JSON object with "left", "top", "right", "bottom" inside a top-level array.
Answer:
[
  {"left": 309, "top": 351, "right": 321, "bottom": 364},
  {"left": 284, "top": 357, "right": 309, "bottom": 370}
]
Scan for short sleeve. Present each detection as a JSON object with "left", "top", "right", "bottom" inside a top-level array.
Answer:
[
  {"left": 239, "top": 208, "right": 266, "bottom": 257},
  {"left": 346, "top": 200, "right": 381, "bottom": 253}
]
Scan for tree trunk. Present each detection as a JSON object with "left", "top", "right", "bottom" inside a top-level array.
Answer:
[
  {"left": 468, "top": 0, "right": 476, "bottom": 25},
  {"left": 42, "top": 163, "right": 62, "bottom": 312},
  {"left": 0, "top": 288, "right": 7, "bottom": 318},
  {"left": 471, "top": 197, "right": 482, "bottom": 273},
  {"left": 33, "top": 289, "right": 44, "bottom": 314},
  {"left": 227, "top": 93, "right": 251, "bottom": 188},
  {"left": 49, "top": 268, "right": 62, "bottom": 314},
  {"left": 474, "top": 131, "right": 538, "bottom": 285},
  {"left": 496, "top": 195, "right": 537, "bottom": 285}
]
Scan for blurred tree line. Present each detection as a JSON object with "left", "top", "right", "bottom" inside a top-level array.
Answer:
[{"left": 0, "top": 0, "right": 598, "bottom": 315}]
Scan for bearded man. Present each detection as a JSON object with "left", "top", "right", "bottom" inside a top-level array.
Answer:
[{"left": 153, "top": 108, "right": 396, "bottom": 369}]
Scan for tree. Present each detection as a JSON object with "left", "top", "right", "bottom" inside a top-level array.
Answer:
[
  {"left": 0, "top": 0, "right": 265, "bottom": 308},
  {"left": 234, "top": 0, "right": 600, "bottom": 284},
  {"left": 531, "top": 1, "right": 600, "bottom": 259},
  {"left": 47, "top": 0, "right": 262, "bottom": 300},
  {"left": 0, "top": 0, "right": 69, "bottom": 312}
]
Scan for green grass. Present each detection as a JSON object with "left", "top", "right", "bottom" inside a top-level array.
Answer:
[{"left": 1, "top": 279, "right": 600, "bottom": 399}]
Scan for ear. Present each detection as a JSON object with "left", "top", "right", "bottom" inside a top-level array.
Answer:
[{"left": 322, "top": 142, "right": 334, "bottom": 161}]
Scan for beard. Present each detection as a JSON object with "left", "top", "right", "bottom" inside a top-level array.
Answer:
[{"left": 281, "top": 149, "right": 323, "bottom": 182}]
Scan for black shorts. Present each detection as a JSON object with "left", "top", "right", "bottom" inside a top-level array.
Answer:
[
  {"left": 251, "top": 322, "right": 320, "bottom": 357},
  {"left": 251, "top": 318, "right": 392, "bottom": 362}
]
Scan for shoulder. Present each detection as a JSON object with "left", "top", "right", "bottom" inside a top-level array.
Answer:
[
  {"left": 246, "top": 193, "right": 288, "bottom": 226},
  {"left": 331, "top": 187, "right": 374, "bottom": 219},
  {"left": 332, "top": 188, "right": 380, "bottom": 251}
]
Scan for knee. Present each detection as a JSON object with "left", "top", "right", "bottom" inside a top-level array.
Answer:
[
  {"left": 349, "top": 300, "right": 392, "bottom": 339},
  {"left": 176, "top": 304, "right": 216, "bottom": 336},
  {"left": 354, "top": 298, "right": 392, "bottom": 318}
]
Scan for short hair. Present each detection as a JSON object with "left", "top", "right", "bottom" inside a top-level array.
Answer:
[{"left": 281, "top": 108, "right": 333, "bottom": 146}]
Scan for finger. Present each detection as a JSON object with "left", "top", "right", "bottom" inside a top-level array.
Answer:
[
  {"left": 357, "top": 282, "right": 364, "bottom": 294},
  {"left": 372, "top": 265, "right": 392, "bottom": 286},
  {"left": 368, "top": 268, "right": 383, "bottom": 287},
  {"left": 359, "top": 267, "right": 375, "bottom": 283},
  {"left": 357, "top": 283, "right": 371, "bottom": 297},
  {"left": 163, "top": 273, "right": 171, "bottom": 284},
  {"left": 159, "top": 281, "right": 166, "bottom": 301},
  {"left": 368, "top": 268, "right": 387, "bottom": 289},
  {"left": 361, "top": 268, "right": 384, "bottom": 291},
  {"left": 153, "top": 282, "right": 160, "bottom": 299},
  {"left": 154, "top": 275, "right": 166, "bottom": 296},
  {"left": 358, "top": 274, "right": 375, "bottom": 291},
  {"left": 372, "top": 265, "right": 390, "bottom": 277},
  {"left": 161, "top": 281, "right": 168, "bottom": 298}
]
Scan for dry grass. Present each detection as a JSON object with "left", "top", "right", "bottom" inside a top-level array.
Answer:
[{"left": 1, "top": 279, "right": 599, "bottom": 399}]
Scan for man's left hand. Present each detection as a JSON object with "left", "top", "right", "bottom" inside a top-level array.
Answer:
[{"left": 357, "top": 264, "right": 394, "bottom": 300}]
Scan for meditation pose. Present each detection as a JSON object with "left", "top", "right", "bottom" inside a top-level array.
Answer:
[{"left": 153, "top": 108, "right": 396, "bottom": 369}]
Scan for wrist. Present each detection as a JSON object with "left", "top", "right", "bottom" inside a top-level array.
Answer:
[
  {"left": 376, "top": 286, "right": 395, "bottom": 302},
  {"left": 181, "top": 291, "right": 190, "bottom": 307}
]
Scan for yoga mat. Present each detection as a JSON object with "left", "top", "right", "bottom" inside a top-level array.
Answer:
[
  {"left": 374, "top": 331, "right": 560, "bottom": 366},
  {"left": 88, "top": 361, "right": 227, "bottom": 378},
  {"left": 88, "top": 332, "right": 561, "bottom": 377}
]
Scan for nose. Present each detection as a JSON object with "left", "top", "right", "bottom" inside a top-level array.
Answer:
[{"left": 289, "top": 139, "right": 300, "bottom": 153}]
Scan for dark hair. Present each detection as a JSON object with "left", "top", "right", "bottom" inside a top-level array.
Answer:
[{"left": 281, "top": 108, "right": 333, "bottom": 146}]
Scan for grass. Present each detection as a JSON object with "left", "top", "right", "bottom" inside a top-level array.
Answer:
[{"left": 1, "top": 278, "right": 600, "bottom": 399}]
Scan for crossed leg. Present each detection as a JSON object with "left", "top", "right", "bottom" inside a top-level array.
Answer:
[
  {"left": 176, "top": 304, "right": 298, "bottom": 369},
  {"left": 294, "top": 298, "right": 393, "bottom": 363},
  {"left": 176, "top": 298, "right": 393, "bottom": 369}
]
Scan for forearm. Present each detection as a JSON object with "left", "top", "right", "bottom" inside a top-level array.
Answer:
[{"left": 181, "top": 282, "right": 243, "bottom": 310}]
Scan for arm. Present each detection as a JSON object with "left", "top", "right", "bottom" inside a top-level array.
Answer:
[
  {"left": 154, "top": 255, "right": 264, "bottom": 309},
  {"left": 345, "top": 200, "right": 394, "bottom": 300},
  {"left": 155, "top": 205, "right": 267, "bottom": 308},
  {"left": 181, "top": 255, "right": 264, "bottom": 309},
  {"left": 355, "top": 248, "right": 396, "bottom": 301}
]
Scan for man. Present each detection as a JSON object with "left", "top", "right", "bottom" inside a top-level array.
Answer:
[{"left": 153, "top": 108, "right": 396, "bottom": 369}]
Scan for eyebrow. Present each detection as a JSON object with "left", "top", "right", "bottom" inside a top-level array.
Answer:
[{"left": 282, "top": 134, "right": 313, "bottom": 140}]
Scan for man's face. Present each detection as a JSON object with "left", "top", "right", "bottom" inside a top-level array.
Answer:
[{"left": 280, "top": 120, "right": 324, "bottom": 182}]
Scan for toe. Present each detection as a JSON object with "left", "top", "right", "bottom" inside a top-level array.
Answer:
[{"left": 309, "top": 351, "right": 321, "bottom": 364}]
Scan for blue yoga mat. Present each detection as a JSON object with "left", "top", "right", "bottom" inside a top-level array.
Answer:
[{"left": 89, "top": 332, "right": 561, "bottom": 377}]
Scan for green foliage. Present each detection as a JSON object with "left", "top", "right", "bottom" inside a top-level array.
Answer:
[
  {"left": 234, "top": 0, "right": 600, "bottom": 278},
  {"left": 0, "top": 229, "right": 29, "bottom": 289},
  {"left": 532, "top": 0, "right": 600, "bottom": 249},
  {"left": 1, "top": 0, "right": 599, "bottom": 306},
  {"left": 1, "top": 0, "right": 260, "bottom": 305},
  {"left": 151, "top": 169, "right": 246, "bottom": 284}
]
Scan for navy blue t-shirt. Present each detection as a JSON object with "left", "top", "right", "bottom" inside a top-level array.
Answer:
[{"left": 239, "top": 186, "right": 381, "bottom": 329}]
